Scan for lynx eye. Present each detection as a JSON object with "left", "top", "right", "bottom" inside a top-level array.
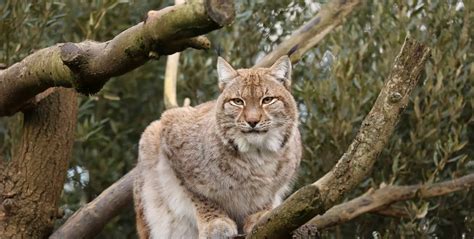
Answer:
[
  {"left": 262, "top": 97, "right": 276, "bottom": 105},
  {"left": 229, "top": 98, "right": 244, "bottom": 106}
]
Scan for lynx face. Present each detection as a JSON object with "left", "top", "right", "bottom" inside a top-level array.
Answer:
[{"left": 215, "top": 56, "right": 298, "bottom": 153}]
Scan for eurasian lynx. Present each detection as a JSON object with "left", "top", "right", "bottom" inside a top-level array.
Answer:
[{"left": 133, "top": 56, "right": 301, "bottom": 239}]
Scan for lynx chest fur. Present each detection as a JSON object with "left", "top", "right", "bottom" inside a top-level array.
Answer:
[{"left": 134, "top": 56, "right": 301, "bottom": 239}]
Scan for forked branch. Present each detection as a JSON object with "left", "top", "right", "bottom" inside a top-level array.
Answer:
[
  {"left": 247, "top": 37, "right": 431, "bottom": 239},
  {"left": 0, "top": 0, "right": 233, "bottom": 116},
  {"left": 296, "top": 173, "right": 474, "bottom": 233}
]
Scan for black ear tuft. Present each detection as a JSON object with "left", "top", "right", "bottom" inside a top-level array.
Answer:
[{"left": 214, "top": 44, "right": 223, "bottom": 57}]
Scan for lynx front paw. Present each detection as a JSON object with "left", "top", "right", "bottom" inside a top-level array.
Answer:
[
  {"left": 199, "top": 217, "right": 238, "bottom": 239},
  {"left": 243, "top": 210, "right": 269, "bottom": 234}
]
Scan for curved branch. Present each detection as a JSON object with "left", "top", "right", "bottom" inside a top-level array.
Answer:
[
  {"left": 254, "top": 0, "right": 361, "bottom": 68},
  {"left": 246, "top": 37, "right": 431, "bottom": 239},
  {"left": 0, "top": 0, "right": 233, "bottom": 116},
  {"left": 49, "top": 168, "right": 138, "bottom": 239},
  {"left": 296, "top": 173, "right": 474, "bottom": 232}
]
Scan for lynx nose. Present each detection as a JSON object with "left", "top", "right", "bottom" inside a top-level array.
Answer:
[
  {"left": 246, "top": 120, "right": 260, "bottom": 128},
  {"left": 244, "top": 107, "right": 261, "bottom": 128}
]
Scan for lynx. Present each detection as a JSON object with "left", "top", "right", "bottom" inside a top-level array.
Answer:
[{"left": 133, "top": 55, "right": 302, "bottom": 239}]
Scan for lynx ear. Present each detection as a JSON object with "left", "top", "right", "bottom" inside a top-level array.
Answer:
[
  {"left": 217, "top": 57, "right": 238, "bottom": 91},
  {"left": 270, "top": 55, "right": 292, "bottom": 90}
]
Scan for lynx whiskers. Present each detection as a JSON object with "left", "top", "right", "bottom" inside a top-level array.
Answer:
[{"left": 134, "top": 55, "right": 302, "bottom": 239}]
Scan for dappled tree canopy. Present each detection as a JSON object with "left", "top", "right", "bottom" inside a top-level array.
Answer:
[{"left": 1, "top": 0, "right": 472, "bottom": 238}]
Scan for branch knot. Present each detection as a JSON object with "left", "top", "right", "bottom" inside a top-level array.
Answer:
[
  {"left": 60, "top": 43, "right": 86, "bottom": 68},
  {"left": 388, "top": 92, "right": 402, "bottom": 104}
]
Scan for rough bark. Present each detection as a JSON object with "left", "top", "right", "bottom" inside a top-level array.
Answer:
[
  {"left": 246, "top": 38, "right": 431, "bottom": 239},
  {"left": 294, "top": 173, "right": 474, "bottom": 233},
  {"left": 254, "top": 0, "right": 361, "bottom": 68},
  {"left": 50, "top": 168, "right": 138, "bottom": 239},
  {"left": 0, "top": 0, "right": 233, "bottom": 116},
  {"left": 0, "top": 88, "right": 78, "bottom": 239}
]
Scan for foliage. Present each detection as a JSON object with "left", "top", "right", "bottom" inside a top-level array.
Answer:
[
  {"left": 1, "top": 0, "right": 472, "bottom": 238},
  {"left": 296, "top": 1, "right": 473, "bottom": 237}
]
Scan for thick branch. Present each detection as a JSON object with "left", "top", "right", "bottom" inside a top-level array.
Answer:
[
  {"left": 254, "top": 0, "right": 361, "bottom": 68},
  {"left": 297, "top": 173, "right": 474, "bottom": 231},
  {"left": 49, "top": 168, "right": 138, "bottom": 239},
  {"left": 247, "top": 38, "right": 431, "bottom": 239},
  {"left": 0, "top": 0, "right": 233, "bottom": 116}
]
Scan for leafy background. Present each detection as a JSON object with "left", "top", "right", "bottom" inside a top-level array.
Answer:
[{"left": 1, "top": 0, "right": 472, "bottom": 238}]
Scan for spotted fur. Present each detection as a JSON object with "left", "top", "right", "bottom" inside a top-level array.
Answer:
[{"left": 133, "top": 56, "right": 302, "bottom": 239}]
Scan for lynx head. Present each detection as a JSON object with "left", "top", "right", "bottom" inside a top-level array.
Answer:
[{"left": 215, "top": 56, "right": 298, "bottom": 153}]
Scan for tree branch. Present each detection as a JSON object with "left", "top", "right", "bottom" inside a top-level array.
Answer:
[
  {"left": 0, "top": 0, "right": 233, "bottom": 117},
  {"left": 254, "top": 0, "right": 361, "bottom": 68},
  {"left": 246, "top": 37, "right": 431, "bottom": 239},
  {"left": 372, "top": 205, "right": 410, "bottom": 218},
  {"left": 164, "top": 51, "right": 181, "bottom": 109},
  {"left": 295, "top": 173, "right": 474, "bottom": 233},
  {"left": 49, "top": 168, "right": 138, "bottom": 239},
  {"left": 163, "top": 0, "right": 186, "bottom": 109}
]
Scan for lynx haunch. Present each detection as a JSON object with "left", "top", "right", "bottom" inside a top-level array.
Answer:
[{"left": 133, "top": 56, "right": 302, "bottom": 239}]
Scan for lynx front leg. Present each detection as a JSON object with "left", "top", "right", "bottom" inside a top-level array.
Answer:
[{"left": 192, "top": 194, "right": 238, "bottom": 239}]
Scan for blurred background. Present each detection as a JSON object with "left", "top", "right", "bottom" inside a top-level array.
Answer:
[{"left": 1, "top": 0, "right": 472, "bottom": 238}]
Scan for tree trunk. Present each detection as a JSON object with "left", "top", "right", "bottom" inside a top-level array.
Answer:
[{"left": 0, "top": 88, "right": 77, "bottom": 238}]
